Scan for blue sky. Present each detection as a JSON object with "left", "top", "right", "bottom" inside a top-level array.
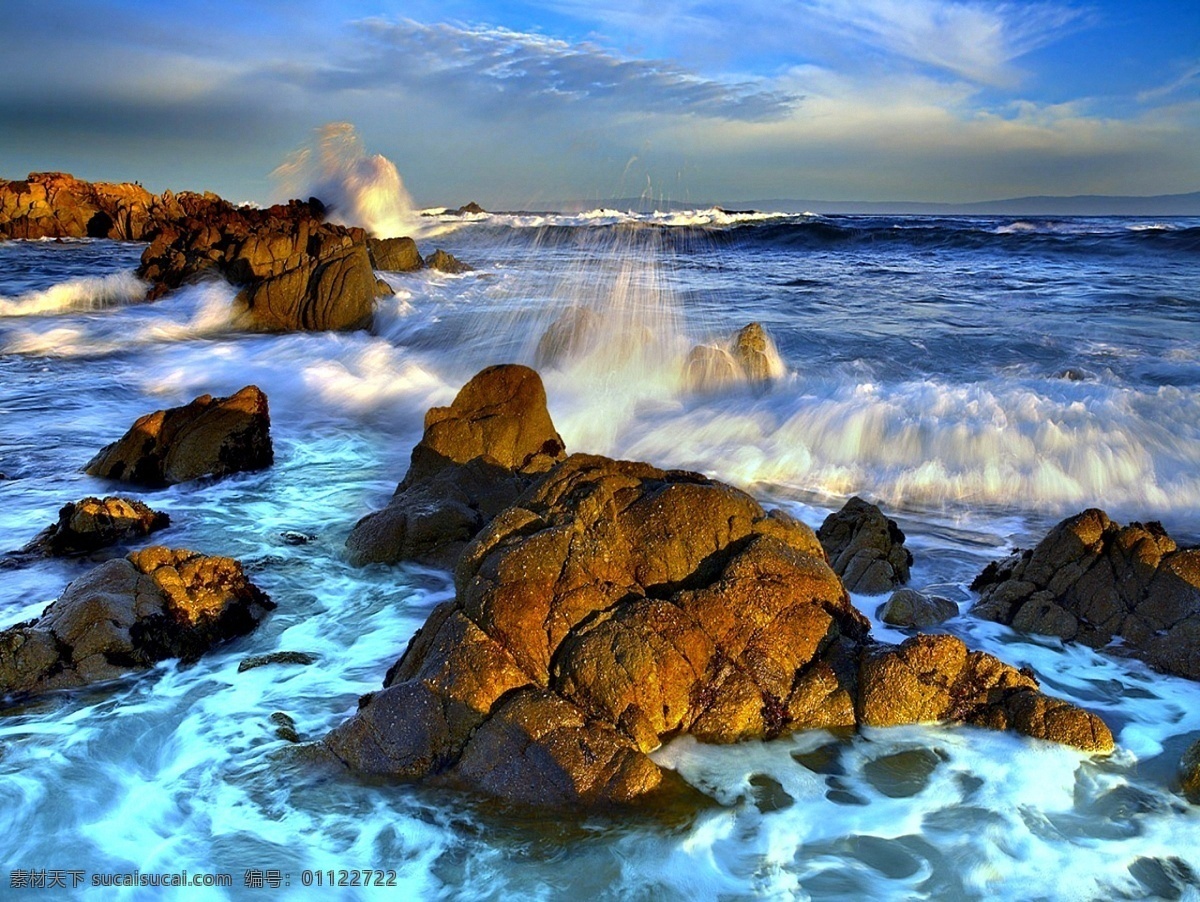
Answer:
[{"left": 0, "top": 0, "right": 1196, "bottom": 207}]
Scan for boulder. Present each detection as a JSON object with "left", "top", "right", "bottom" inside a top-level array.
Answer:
[
  {"left": 345, "top": 364, "right": 566, "bottom": 567},
  {"left": 731, "top": 322, "right": 779, "bottom": 383},
  {"left": 684, "top": 322, "right": 782, "bottom": 392},
  {"left": 426, "top": 249, "right": 472, "bottom": 274},
  {"left": 877, "top": 588, "right": 957, "bottom": 629},
  {"left": 972, "top": 510, "right": 1200, "bottom": 680},
  {"left": 18, "top": 496, "right": 169, "bottom": 557},
  {"left": 1182, "top": 739, "right": 1200, "bottom": 804},
  {"left": 0, "top": 546, "right": 273, "bottom": 700},
  {"left": 818, "top": 496, "right": 913, "bottom": 594},
  {"left": 452, "top": 202, "right": 486, "bottom": 216},
  {"left": 368, "top": 236, "right": 423, "bottom": 271},
  {"left": 85, "top": 386, "right": 273, "bottom": 487},
  {"left": 327, "top": 390, "right": 1111, "bottom": 807},
  {"left": 858, "top": 634, "right": 1112, "bottom": 752}
]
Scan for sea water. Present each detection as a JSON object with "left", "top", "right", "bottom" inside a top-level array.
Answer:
[{"left": 1, "top": 211, "right": 1198, "bottom": 900}]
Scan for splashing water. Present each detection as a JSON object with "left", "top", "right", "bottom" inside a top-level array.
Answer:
[{"left": 272, "top": 122, "right": 418, "bottom": 239}]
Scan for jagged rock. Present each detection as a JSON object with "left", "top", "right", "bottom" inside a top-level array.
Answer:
[
  {"left": 858, "top": 634, "right": 1113, "bottom": 752},
  {"left": 271, "top": 711, "right": 301, "bottom": 743},
  {"left": 85, "top": 386, "right": 273, "bottom": 487},
  {"left": 972, "top": 509, "right": 1200, "bottom": 681},
  {"left": 18, "top": 496, "right": 169, "bottom": 557},
  {"left": 238, "top": 651, "right": 317, "bottom": 673},
  {"left": 1182, "top": 739, "right": 1200, "bottom": 804},
  {"left": 426, "top": 249, "right": 472, "bottom": 274},
  {"left": 877, "top": 588, "right": 957, "bottom": 629},
  {"left": 732, "top": 322, "right": 779, "bottom": 383},
  {"left": 818, "top": 496, "right": 913, "bottom": 594},
  {"left": 0, "top": 547, "right": 273, "bottom": 700},
  {"left": 453, "top": 202, "right": 486, "bottom": 216},
  {"left": 327, "top": 394, "right": 1111, "bottom": 807},
  {"left": 534, "top": 306, "right": 599, "bottom": 368},
  {"left": 0, "top": 172, "right": 156, "bottom": 240},
  {"left": 367, "top": 236, "right": 422, "bottom": 272},
  {"left": 684, "top": 322, "right": 782, "bottom": 392},
  {"left": 345, "top": 364, "right": 566, "bottom": 568}
]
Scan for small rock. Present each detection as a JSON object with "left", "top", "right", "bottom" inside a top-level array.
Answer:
[
  {"left": 270, "top": 711, "right": 301, "bottom": 743},
  {"left": 818, "top": 497, "right": 913, "bottom": 595},
  {"left": 426, "top": 249, "right": 472, "bottom": 274},
  {"left": 280, "top": 531, "right": 316, "bottom": 546},
  {"left": 877, "top": 589, "right": 957, "bottom": 629},
  {"left": 238, "top": 651, "right": 318, "bottom": 673},
  {"left": 20, "top": 496, "right": 169, "bottom": 557}
]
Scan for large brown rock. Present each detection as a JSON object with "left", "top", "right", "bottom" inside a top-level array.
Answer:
[
  {"left": 818, "top": 496, "right": 913, "bottom": 594},
  {"left": 328, "top": 415, "right": 1111, "bottom": 807},
  {"left": 0, "top": 547, "right": 273, "bottom": 700},
  {"left": 85, "top": 386, "right": 273, "bottom": 487},
  {"left": 972, "top": 510, "right": 1200, "bottom": 681},
  {"left": 16, "top": 496, "right": 169, "bottom": 557},
  {"left": 367, "top": 236, "right": 422, "bottom": 272},
  {"left": 0, "top": 172, "right": 156, "bottom": 240},
  {"left": 345, "top": 364, "right": 566, "bottom": 567}
]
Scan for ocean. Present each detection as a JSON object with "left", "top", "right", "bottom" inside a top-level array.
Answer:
[{"left": 1, "top": 208, "right": 1199, "bottom": 899}]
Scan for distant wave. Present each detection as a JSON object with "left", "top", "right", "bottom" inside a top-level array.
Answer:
[{"left": 0, "top": 272, "right": 147, "bottom": 317}]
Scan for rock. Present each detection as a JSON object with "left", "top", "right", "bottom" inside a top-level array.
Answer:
[
  {"left": 0, "top": 547, "right": 273, "bottom": 700},
  {"left": 684, "top": 322, "right": 782, "bottom": 392},
  {"left": 271, "top": 711, "right": 301, "bottom": 743},
  {"left": 534, "top": 307, "right": 599, "bottom": 368},
  {"left": 426, "top": 249, "right": 472, "bottom": 274},
  {"left": 328, "top": 428, "right": 1110, "bottom": 807},
  {"left": 858, "top": 634, "right": 1113, "bottom": 753},
  {"left": 18, "top": 496, "right": 169, "bottom": 557},
  {"left": 1182, "top": 739, "right": 1200, "bottom": 804},
  {"left": 345, "top": 364, "right": 566, "bottom": 568},
  {"left": 818, "top": 497, "right": 913, "bottom": 595},
  {"left": 85, "top": 386, "right": 273, "bottom": 487},
  {"left": 731, "top": 322, "right": 780, "bottom": 383},
  {"left": 0, "top": 172, "right": 157, "bottom": 240},
  {"left": 238, "top": 651, "right": 318, "bottom": 673},
  {"left": 367, "top": 236, "right": 422, "bottom": 272},
  {"left": 877, "top": 588, "right": 957, "bottom": 629},
  {"left": 972, "top": 510, "right": 1200, "bottom": 681},
  {"left": 453, "top": 202, "right": 486, "bottom": 216},
  {"left": 684, "top": 345, "right": 740, "bottom": 392}
]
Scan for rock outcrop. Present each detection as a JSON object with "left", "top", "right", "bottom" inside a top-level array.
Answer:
[
  {"left": 1, "top": 172, "right": 157, "bottom": 240},
  {"left": 367, "top": 236, "right": 423, "bottom": 272},
  {"left": 18, "top": 496, "right": 169, "bottom": 557},
  {"left": 327, "top": 370, "right": 1112, "bottom": 807},
  {"left": 426, "top": 249, "right": 473, "bottom": 274},
  {"left": 684, "top": 322, "right": 783, "bottom": 392},
  {"left": 818, "top": 496, "right": 913, "bottom": 595},
  {"left": 972, "top": 510, "right": 1200, "bottom": 681},
  {"left": 0, "top": 547, "right": 273, "bottom": 700},
  {"left": 85, "top": 386, "right": 273, "bottom": 487},
  {"left": 877, "top": 588, "right": 957, "bottom": 629},
  {"left": 346, "top": 364, "right": 566, "bottom": 568}
]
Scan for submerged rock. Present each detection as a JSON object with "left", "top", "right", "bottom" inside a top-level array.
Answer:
[
  {"left": 85, "top": 386, "right": 273, "bottom": 487},
  {"left": 0, "top": 171, "right": 158, "bottom": 240},
  {"left": 328, "top": 374, "right": 1111, "bottom": 807},
  {"left": 345, "top": 364, "right": 566, "bottom": 568},
  {"left": 0, "top": 547, "right": 273, "bottom": 701},
  {"left": 19, "top": 496, "right": 169, "bottom": 557},
  {"left": 972, "top": 509, "right": 1200, "bottom": 681},
  {"left": 238, "top": 651, "right": 318, "bottom": 673},
  {"left": 818, "top": 497, "right": 913, "bottom": 595},
  {"left": 877, "top": 589, "right": 957, "bottom": 629},
  {"left": 534, "top": 306, "right": 599, "bottom": 368}
]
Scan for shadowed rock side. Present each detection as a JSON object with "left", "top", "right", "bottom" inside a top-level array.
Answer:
[
  {"left": 972, "top": 509, "right": 1200, "bottom": 681},
  {"left": 328, "top": 448, "right": 1111, "bottom": 807},
  {"left": 818, "top": 496, "right": 913, "bottom": 595},
  {"left": 0, "top": 547, "right": 273, "bottom": 701},
  {"left": 17, "top": 497, "right": 169, "bottom": 557},
  {"left": 345, "top": 364, "right": 566, "bottom": 568},
  {"left": 1182, "top": 740, "right": 1200, "bottom": 804},
  {"left": 85, "top": 386, "right": 273, "bottom": 487},
  {"left": 877, "top": 588, "right": 958, "bottom": 629}
]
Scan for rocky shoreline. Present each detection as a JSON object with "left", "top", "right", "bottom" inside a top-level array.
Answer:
[{"left": 2, "top": 174, "right": 1198, "bottom": 810}]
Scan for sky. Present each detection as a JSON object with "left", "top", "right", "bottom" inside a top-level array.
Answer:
[{"left": 0, "top": 0, "right": 1197, "bottom": 208}]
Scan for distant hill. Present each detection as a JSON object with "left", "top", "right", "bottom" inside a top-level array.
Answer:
[{"left": 554, "top": 191, "right": 1200, "bottom": 217}]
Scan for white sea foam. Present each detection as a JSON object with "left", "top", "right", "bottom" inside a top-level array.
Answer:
[{"left": 0, "top": 271, "right": 147, "bottom": 317}]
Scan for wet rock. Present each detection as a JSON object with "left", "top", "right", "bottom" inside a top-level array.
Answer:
[
  {"left": 0, "top": 547, "right": 273, "bottom": 701},
  {"left": 534, "top": 306, "right": 599, "bottom": 368},
  {"left": 426, "top": 249, "right": 472, "bottom": 274},
  {"left": 684, "top": 321, "right": 782, "bottom": 392},
  {"left": 452, "top": 202, "right": 486, "bottom": 216},
  {"left": 270, "top": 711, "right": 301, "bottom": 743},
  {"left": 684, "top": 345, "right": 740, "bottom": 392},
  {"left": 280, "top": 531, "right": 316, "bottom": 546},
  {"left": 367, "top": 236, "right": 422, "bottom": 272},
  {"left": 345, "top": 364, "right": 565, "bottom": 568},
  {"left": 818, "top": 497, "right": 913, "bottom": 595},
  {"left": 731, "top": 322, "right": 779, "bottom": 383},
  {"left": 1181, "top": 739, "right": 1200, "bottom": 804},
  {"left": 877, "top": 589, "right": 957, "bottom": 629},
  {"left": 858, "top": 634, "right": 1113, "bottom": 753},
  {"left": 19, "top": 496, "right": 169, "bottom": 557},
  {"left": 238, "top": 651, "right": 318, "bottom": 673},
  {"left": 972, "top": 510, "right": 1200, "bottom": 681},
  {"left": 85, "top": 386, "right": 273, "bottom": 487}
]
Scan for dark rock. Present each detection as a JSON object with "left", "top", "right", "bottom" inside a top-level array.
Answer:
[
  {"left": 0, "top": 547, "right": 273, "bottom": 701},
  {"left": 858, "top": 634, "right": 1113, "bottom": 752},
  {"left": 85, "top": 386, "right": 273, "bottom": 487},
  {"left": 270, "top": 711, "right": 301, "bottom": 743},
  {"left": 280, "top": 531, "right": 316, "bottom": 546},
  {"left": 345, "top": 364, "right": 565, "bottom": 568},
  {"left": 327, "top": 416, "right": 1110, "bottom": 806},
  {"left": 877, "top": 588, "right": 957, "bottom": 629},
  {"left": 426, "top": 249, "right": 472, "bottom": 274},
  {"left": 1182, "top": 739, "right": 1200, "bottom": 804},
  {"left": 19, "top": 496, "right": 169, "bottom": 557},
  {"left": 238, "top": 651, "right": 318, "bottom": 673},
  {"left": 818, "top": 497, "right": 913, "bottom": 595},
  {"left": 367, "top": 236, "right": 422, "bottom": 272},
  {"left": 453, "top": 202, "right": 486, "bottom": 216},
  {"left": 972, "top": 510, "right": 1200, "bottom": 681}
]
